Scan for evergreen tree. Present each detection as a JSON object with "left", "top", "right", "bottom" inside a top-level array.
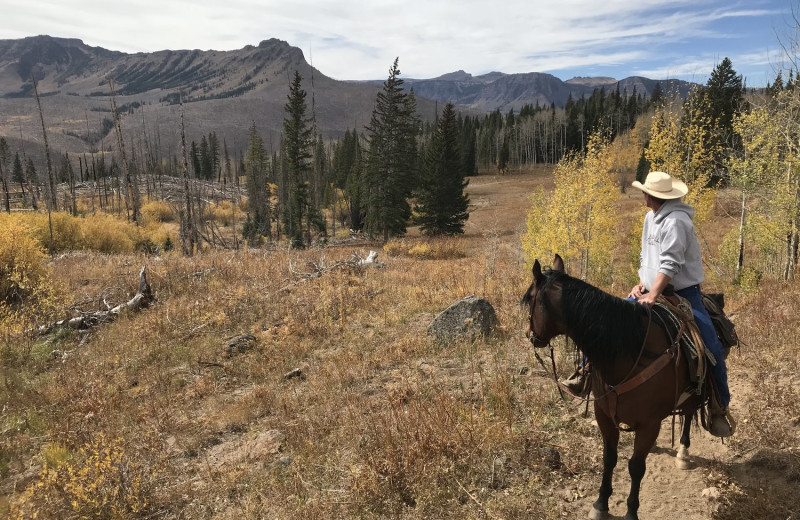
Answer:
[
  {"left": 25, "top": 158, "right": 39, "bottom": 211},
  {"left": 199, "top": 135, "right": 212, "bottom": 179},
  {"left": 244, "top": 122, "right": 271, "bottom": 243},
  {"left": 208, "top": 132, "right": 220, "bottom": 180},
  {"left": 650, "top": 82, "right": 663, "bottom": 106},
  {"left": 282, "top": 70, "right": 318, "bottom": 248},
  {"left": 190, "top": 140, "right": 201, "bottom": 178},
  {"left": 415, "top": 103, "right": 469, "bottom": 235},
  {"left": 706, "top": 57, "right": 744, "bottom": 136},
  {"left": 0, "top": 138, "right": 10, "bottom": 212},
  {"left": 363, "top": 57, "right": 419, "bottom": 242},
  {"left": 12, "top": 152, "right": 24, "bottom": 187},
  {"left": 636, "top": 149, "right": 651, "bottom": 184}
]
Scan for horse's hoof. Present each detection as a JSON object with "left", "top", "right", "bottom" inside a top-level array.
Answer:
[
  {"left": 588, "top": 507, "right": 610, "bottom": 520},
  {"left": 676, "top": 445, "right": 691, "bottom": 470}
]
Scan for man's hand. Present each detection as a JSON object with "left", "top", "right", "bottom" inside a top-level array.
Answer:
[
  {"left": 628, "top": 283, "right": 646, "bottom": 299},
  {"left": 637, "top": 291, "right": 658, "bottom": 306}
]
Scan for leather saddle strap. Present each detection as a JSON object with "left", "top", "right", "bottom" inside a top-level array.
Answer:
[{"left": 610, "top": 344, "right": 676, "bottom": 396}]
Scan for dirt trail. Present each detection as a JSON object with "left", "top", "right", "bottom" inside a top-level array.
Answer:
[
  {"left": 560, "top": 407, "right": 731, "bottom": 519},
  {"left": 555, "top": 375, "right": 799, "bottom": 520}
]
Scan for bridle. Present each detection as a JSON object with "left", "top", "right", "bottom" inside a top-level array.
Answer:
[{"left": 526, "top": 284, "right": 550, "bottom": 348}]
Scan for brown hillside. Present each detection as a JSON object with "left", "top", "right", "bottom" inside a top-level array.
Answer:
[{"left": 1, "top": 169, "right": 798, "bottom": 519}]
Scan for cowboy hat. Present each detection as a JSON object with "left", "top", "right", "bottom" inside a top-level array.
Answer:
[{"left": 631, "top": 171, "right": 688, "bottom": 200}]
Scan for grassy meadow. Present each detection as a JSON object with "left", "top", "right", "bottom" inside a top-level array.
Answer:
[{"left": 1, "top": 167, "right": 799, "bottom": 519}]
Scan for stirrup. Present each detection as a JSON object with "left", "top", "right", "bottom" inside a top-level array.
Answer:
[
  {"left": 710, "top": 408, "right": 735, "bottom": 438},
  {"left": 560, "top": 371, "right": 590, "bottom": 398}
]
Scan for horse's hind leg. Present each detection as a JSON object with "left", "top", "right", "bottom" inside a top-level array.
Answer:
[
  {"left": 676, "top": 413, "right": 692, "bottom": 470},
  {"left": 590, "top": 409, "right": 619, "bottom": 520},
  {"left": 624, "top": 422, "right": 661, "bottom": 520}
]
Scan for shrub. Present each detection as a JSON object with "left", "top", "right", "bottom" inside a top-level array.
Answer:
[
  {"left": 10, "top": 433, "right": 154, "bottom": 520},
  {"left": 383, "top": 239, "right": 407, "bottom": 257},
  {"left": 408, "top": 242, "right": 431, "bottom": 259},
  {"left": 80, "top": 214, "right": 136, "bottom": 253},
  {"left": 141, "top": 200, "right": 175, "bottom": 224},
  {"left": 0, "top": 217, "right": 49, "bottom": 305}
]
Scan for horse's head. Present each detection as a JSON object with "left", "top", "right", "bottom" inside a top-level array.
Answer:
[{"left": 522, "top": 254, "right": 565, "bottom": 348}]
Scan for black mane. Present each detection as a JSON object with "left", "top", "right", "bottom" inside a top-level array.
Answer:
[{"left": 542, "top": 269, "right": 650, "bottom": 363}]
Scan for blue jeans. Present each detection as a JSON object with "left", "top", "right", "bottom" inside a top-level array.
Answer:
[{"left": 675, "top": 285, "right": 730, "bottom": 407}]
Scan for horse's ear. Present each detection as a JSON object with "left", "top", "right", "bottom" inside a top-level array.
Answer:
[
  {"left": 533, "top": 259, "right": 543, "bottom": 283},
  {"left": 552, "top": 254, "right": 564, "bottom": 272}
]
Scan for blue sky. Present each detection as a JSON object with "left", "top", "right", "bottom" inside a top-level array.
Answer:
[{"left": 1, "top": 0, "right": 794, "bottom": 86}]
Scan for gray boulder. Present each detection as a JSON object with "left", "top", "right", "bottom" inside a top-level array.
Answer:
[{"left": 427, "top": 296, "right": 498, "bottom": 341}]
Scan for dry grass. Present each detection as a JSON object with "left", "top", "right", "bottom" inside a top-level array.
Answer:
[{"left": 1, "top": 168, "right": 798, "bottom": 519}]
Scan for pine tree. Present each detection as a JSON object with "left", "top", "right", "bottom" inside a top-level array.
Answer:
[
  {"left": 415, "top": 103, "right": 469, "bottom": 235},
  {"left": 25, "top": 158, "right": 39, "bottom": 211},
  {"left": 706, "top": 57, "right": 745, "bottom": 178},
  {"left": 199, "top": 135, "right": 212, "bottom": 180},
  {"left": 282, "top": 70, "right": 317, "bottom": 248},
  {"left": 244, "top": 122, "right": 271, "bottom": 243},
  {"left": 706, "top": 57, "right": 744, "bottom": 137},
  {"left": 12, "top": 152, "right": 24, "bottom": 188},
  {"left": 650, "top": 82, "right": 663, "bottom": 106},
  {"left": 0, "top": 137, "right": 10, "bottom": 213},
  {"left": 363, "top": 58, "right": 419, "bottom": 242}
]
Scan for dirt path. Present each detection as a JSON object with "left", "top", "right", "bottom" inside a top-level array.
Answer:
[
  {"left": 554, "top": 375, "right": 799, "bottom": 520},
  {"left": 559, "top": 408, "right": 732, "bottom": 519}
]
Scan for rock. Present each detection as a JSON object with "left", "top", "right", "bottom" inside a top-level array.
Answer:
[
  {"left": 427, "top": 296, "right": 498, "bottom": 341},
  {"left": 701, "top": 487, "right": 720, "bottom": 499},
  {"left": 206, "top": 429, "right": 285, "bottom": 468},
  {"left": 224, "top": 334, "right": 256, "bottom": 357},
  {"left": 539, "top": 446, "right": 561, "bottom": 469},
  {"left": 284, "top": 368, "right": 304, "bottom": 380}
]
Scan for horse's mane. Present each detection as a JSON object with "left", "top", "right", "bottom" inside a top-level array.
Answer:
[{"left": 543, "top": 269, "right": 650, "bottom": 363}]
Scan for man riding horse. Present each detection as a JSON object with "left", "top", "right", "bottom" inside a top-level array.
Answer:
[{"left": 563, "top": 170, "right": 734, "bottom": 437}]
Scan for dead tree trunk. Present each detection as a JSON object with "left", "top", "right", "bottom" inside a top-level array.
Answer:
[
  {"left": 109, "top": 77, "right": 142, "bottom": 225},
  {"left": 38, "top": 265, "right": 154, "bottom": 335}
]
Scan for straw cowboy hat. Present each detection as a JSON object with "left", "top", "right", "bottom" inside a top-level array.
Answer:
[{"left": 631, "top": 171, "right": 688, "bottom": 200}]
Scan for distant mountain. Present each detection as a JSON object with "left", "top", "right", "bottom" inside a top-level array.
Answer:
[
  {"left": 0, "top": 36, "right": 694, "bottom": 163},
  {"left": 0, "top": 35, "right": 434, "bottom": 162},
  {"left": 401, "top": 71, "right": 695, "bottom": 112}
]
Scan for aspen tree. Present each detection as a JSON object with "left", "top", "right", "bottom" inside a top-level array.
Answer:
[{"left": 521, "top": 130, "right": 617, "bottom": 283}]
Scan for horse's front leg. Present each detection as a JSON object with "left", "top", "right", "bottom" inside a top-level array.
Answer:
[
  {"left": 624, "top": 422, "right": 661, "bottom": 520},
  {"left": 590, "top": 405, "right": 619, "bottom": 520},
  {"left": 676, "top": 412, "right": 693, "bottom": 470}
]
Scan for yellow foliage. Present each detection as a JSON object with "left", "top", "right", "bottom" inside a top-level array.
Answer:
[
  {"left": 408, "top": 243, "right": 431, "bottom": 259},
  {"left": 383, "top": 239, "right": 407, "bottom": 257},
  {"left": 521, "top": 131, "right": 618, "bottom": 283},
  {"left": 383, "top": 239, "right": 466, "bottom": 260},
  {"left": 79, "top": 214, "right": 137, "bottom": 253},
  {"left": 10, "top": 433, "right": 154, "bottom": 520},
  {"left": 206, "top": 200, "right": 239, "bottom": 226},
  {"left": 644, "top": 93, "right": 718, "bottom": 228},
  {"left": 0, "top": 216, "right": 64, "bottom": 347},
  {"left": 0, "top": 212, "right": 174, "bottom": 255},
  {"left": 0, "top": 217, "right": 49, "bottom": 304},
  {"left": 141, "top": 200, "right": 175, "bottom": 224}
]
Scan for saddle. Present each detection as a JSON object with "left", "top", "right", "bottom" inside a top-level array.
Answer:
[{"left": 653, "top": 294, "right": 731, "bottom": 434}]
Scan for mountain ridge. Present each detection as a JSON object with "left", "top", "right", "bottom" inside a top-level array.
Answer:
[{"left": 0, "top": 35, "right": 695, "bottom": 161}]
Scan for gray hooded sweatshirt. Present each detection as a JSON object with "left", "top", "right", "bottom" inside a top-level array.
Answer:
[{"left": 638, "top": 198, "right": 704, "bottom": 291}]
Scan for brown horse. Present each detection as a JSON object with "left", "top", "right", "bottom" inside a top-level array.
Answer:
[{"left": 522, "top": 255, "right": 703, "bottom": 520}]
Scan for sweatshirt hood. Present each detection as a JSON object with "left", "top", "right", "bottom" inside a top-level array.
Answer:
[{"left": 653, "top": 198, "right": 694, "bottom": 223}]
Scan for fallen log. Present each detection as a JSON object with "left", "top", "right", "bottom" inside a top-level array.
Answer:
[{"left": 38, "top": 265, "right": 154, "bottom": 335}]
